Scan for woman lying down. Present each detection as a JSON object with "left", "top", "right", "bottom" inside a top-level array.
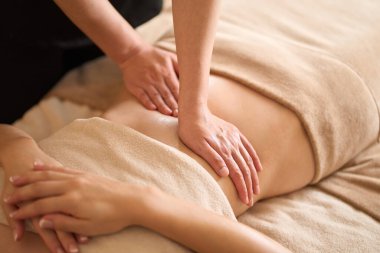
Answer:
[
  {"left": 0, "top": 74, "right": 314, "bottom": 252},
  {"left": 1, "top": 3, "right": 379, "bottom": 253}
]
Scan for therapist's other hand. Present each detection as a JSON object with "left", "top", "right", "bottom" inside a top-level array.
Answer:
[
  {"left": 178, "top": 107, "right": 262, "bottom": 206},
  {"left": 120, "top": 44, "right": 179, "bottom": 117},
  {"left": 6, "top": 165, "right": 146, "bottom": 236}
]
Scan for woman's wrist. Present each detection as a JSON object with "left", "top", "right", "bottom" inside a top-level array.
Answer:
[{"left": 131, "top": 185, "right": 168, "bottom": 228}]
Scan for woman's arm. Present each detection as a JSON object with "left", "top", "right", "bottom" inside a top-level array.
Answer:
[
  {"left": 0, "top": 125, "right": 84, "bottom": 253},
  {"left": 140, "top": 184, "right": 290, "bottom": 253},
  {"left": 7, "top": 166, "right": 289, "bottom": 253}
]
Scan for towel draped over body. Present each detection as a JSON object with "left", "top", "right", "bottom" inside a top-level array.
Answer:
[{"left": 1, "top": 0, "right": 379, "bottom": 252}]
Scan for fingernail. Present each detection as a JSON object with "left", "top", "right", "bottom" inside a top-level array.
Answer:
[
  {"left": 57, "top": 247, "right": 65, "bottom": 253},
  {"left": 79, "top": 235, "right": 89, "bottom": 243},
  {"left": 9, "top": 176, "right": 20, "bottom": 183},
  {"left": 218, "top": 167, "right": 229, "bottom": 177},
  {"left": 3, "top": 196, "right": 10, "bottom": 203},
  {"left": 255, "top": 185, "right": 261, "bottom": 195},
  {"left": 249, "top": 198, "right": 254, "bottom": 207},
  {"left": 39, "top": 219, "right": 53, "bottom": 229},
  {"left": 13, "top": 230, "right": 19, "bottom": 241},
  {"left": 33, "top": 160, "right": 44, "bottom": 168},
  {"left": 69, "top": 244, "right": 79, "bottom": 253}
]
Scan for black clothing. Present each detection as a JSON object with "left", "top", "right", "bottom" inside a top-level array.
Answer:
[{"left": 1, "top": 0, "right": 162, "bottom": 123}]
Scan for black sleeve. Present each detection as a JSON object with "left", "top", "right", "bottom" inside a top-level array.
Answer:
[{"left": 0, "top": 0, "right": 162, "bottom": 124}]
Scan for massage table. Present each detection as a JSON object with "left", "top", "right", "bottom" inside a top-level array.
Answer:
[{"left": 4, "top": 0, "right": 380, "bottom": 252}]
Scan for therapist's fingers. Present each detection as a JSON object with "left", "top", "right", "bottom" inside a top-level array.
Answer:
[
  {"left": 240, "top": 134, "right": 263, "bottom": 172},
  {"left": 129, "top": 87, "right": 157, "bottom": 111},
  {"left": 164, "top": 67, "right": 179, "bottom": 100},
  {"left": 206, "top": 139, "right": 249, "bottom": 204},
  {"left": 156, "top": 81, "right": 178, "bottom": 116},
  {"left": 170, "top": 54, "right": 179, "bottom": 77},
  {"left": 232, "top": 149, "right": 253, "bottom": 206},
  {"left": 201, "top": 140, "right": 229, "bottom": 177},
  {"left": 222, "top": 154, "right": 249, "bottom": 205},
  {"left": 146, "top": 86, "right": 172, "bottom": 115},
  {"left": 239, "top": 144, "right": 260, "bottom": 196}
]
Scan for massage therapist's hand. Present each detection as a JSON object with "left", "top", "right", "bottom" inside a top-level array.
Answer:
[
  {"left": 178, "top": 107, "right": 262, "bottom": 206},
  {"left": 6, "top": 165, "right": 147, "bottom": 236},
  {"left": 0, "top": 138, "right": 85, "bottom": 253},
  {"left": 120, "top": 43, "right": 180, "bottom": 117}
]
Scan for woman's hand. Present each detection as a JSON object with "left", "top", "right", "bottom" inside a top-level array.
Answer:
[
  {"left": 5, "top": 165, "right": 148, "bottom": 236},
  {"left": 120, "top": 44, "right": 180, "bottom": 117},
  {"left": 0, "top": 137, "right": 85, "bottom": 253},
  {"left": 178, "top": 107, "right": 262, "bottom": 206}
]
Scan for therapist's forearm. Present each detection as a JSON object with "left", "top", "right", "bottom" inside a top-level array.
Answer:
[
  {"left": 172, "top": 0, "right": 221, "bottom": 114},
  {"left": 53, "top": 0, "right": 145, "bottom": 65}
]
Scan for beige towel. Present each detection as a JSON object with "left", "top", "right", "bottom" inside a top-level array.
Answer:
[
  {"left": 0, "top": 117, "right": 235, "bottom": 253},
  {"left": 153, "top": 0, "right": 380, "bottom": 184}
]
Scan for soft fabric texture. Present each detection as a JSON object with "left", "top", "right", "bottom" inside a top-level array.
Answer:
[
  {"left": 153, "top": 0, "right": 380, "bottom": 184},
  {"left": 1, "top": 116, "right": 235, "bottom": 253},
  {"left": 1, "top": 0, "right": 379, "bottom": 252}
]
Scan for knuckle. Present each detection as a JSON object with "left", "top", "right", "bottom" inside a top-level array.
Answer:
[
  {"left": 161, "top": 89, "right": 171, "bottom": 98},
  {"left": 72, "top": 178, "right": 86, "bottom": 188},
  {"left": 69, "top": 191, "right": 82, "bottom": 204},
  {"left": 212, "top": 156, "right": 224, "bottom": 166}
]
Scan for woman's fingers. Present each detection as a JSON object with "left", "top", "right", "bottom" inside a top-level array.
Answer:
[
  {"left": 146, "top": 85, "right": 173, "bottom": 115},
  {"left": 40, "top": 214, "right": 89, "bottom": 236},
  {"left": 2, "top": 202, "right": 24, "bottom": 241},
  {"left": 33, "top": 163, "right": 84, "bottom": 175},
  {"left": 56, "top": 230, "right": 79, "bottom": 253},
  {"left": 76, "top": 234, "right": 89, "bottom": 244},
  {"left": 9, "top": 170, "right": 74, "bottom": 188},
  {"left": 5, "top": 181, "right": 67, "bottom": 205},
  {"left": 10, "top": 197, "right": 68, "bottom": 220},
  {"left": 32, "top": 217, "right": 65, "bottom": 253}
]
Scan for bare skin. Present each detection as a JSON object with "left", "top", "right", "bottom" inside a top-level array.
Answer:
[
  {"left": 103, "top": 74, "right": 315, "bottom": 215},
  {"left": 0, "top": 74, "right": 314, "bottom": 252}
]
